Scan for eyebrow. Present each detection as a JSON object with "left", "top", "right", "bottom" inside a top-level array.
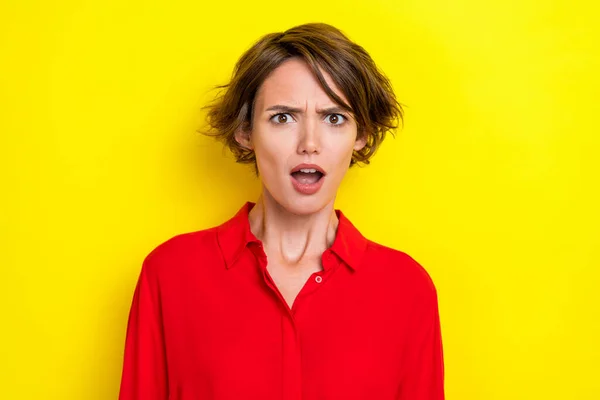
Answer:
[{"left": 264, "top": 104, "right": 349, "bottom": 115}]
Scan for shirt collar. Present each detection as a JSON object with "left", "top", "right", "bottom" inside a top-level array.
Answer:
[{"left": 216, "top": 202, "right": 368, "bottom": 271}]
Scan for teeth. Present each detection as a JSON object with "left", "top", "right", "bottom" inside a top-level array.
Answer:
[{"left": 300, "top": 168, "right": 317, "bottom": 173}]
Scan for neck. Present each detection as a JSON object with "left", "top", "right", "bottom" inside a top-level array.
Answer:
[{"left": 248, "top": 191, "right": 339, "bottom": 266}]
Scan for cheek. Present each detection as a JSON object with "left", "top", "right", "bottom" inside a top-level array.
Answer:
[
  {"left": 323, "top": 137, "right": 356, "bottom": 165},
  {"left": 253, "top": 132, "right": 291, "bottom": 173}
]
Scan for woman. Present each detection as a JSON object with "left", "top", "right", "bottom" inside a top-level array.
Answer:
[{"left": 119, "top": 23, "right": 444, "bottom": 400}]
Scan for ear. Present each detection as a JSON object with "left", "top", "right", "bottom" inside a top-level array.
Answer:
[
  {"left": 353, "top": 133, "right": 367, "bottom": 152},
  {"left": 234, "top": 123, "right": 253, "bottom": 150}
]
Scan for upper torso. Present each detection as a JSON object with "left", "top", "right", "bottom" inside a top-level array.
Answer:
[{"left": 119, "top": 202, "right": 444, "bottom": 400}]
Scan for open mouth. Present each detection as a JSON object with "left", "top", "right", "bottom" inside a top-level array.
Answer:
[
  {"left": 290, "top": 165, "right": 326, "bottom": 195},
  {"left": 290, "top": 168, "right": 324, "bottom": 185}
]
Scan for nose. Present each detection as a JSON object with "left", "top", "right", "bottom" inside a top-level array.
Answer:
[{"left": 297, "top": 119, "right": 321, "bottom": 155}]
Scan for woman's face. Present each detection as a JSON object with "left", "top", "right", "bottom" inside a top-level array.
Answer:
[{"left": 237, "top": 57, "right": 366, "bottom": 215}]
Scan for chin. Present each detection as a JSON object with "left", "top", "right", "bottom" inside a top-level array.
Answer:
[
  {"left": 278, "top": 194, "right": 334, "bottom": 216},
  {"left": 261, "top": 180, "right": 337, "bottom": 216},
  {"left": 260, "top": 190, "right": 329, "bottom": 217}
]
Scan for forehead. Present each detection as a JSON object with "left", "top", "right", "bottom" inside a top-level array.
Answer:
[{"left": 255, "top": 58, "right": 349, "bottom": 109}]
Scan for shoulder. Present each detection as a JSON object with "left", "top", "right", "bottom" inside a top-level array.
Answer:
[
  {"left": 140, "top": 226, "right": 221, "bottom": 277},
  {"left": 364, "top": 239, "right": 438, "bottom": 298}
]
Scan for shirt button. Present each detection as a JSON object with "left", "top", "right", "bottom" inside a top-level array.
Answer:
[{"left": 315, "top": 275, "right": 323, "bottom": 283}]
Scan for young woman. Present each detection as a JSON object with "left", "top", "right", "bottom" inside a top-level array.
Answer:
[{"left": 119, "top": 23, "right": 444, "bottom": 400}]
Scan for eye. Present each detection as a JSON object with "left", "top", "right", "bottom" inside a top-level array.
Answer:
[
  {"left": 324, "top": 113, "right": 346, "bottom": 125},
  {"left": 270, "top": 113, "right": 295, "bottom": 124}
]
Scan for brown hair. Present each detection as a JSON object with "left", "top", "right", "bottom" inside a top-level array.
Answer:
[{"left": 201, "top": 22, "right": 403, "bottom": 167}]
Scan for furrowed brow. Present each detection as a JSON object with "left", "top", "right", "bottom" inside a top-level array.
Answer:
[
  {"left": 264, "top": 105, "right": 304, "bottom": 113},
  {"left": 315, "top": 106, "right": 347, "bottom": 115},
  {"left": 264, "top": 105, "right": 349, "bottom": 115}
]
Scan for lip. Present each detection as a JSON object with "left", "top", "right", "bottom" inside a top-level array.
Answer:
[
  {"left": 290, "top": 163, "right": 326, "bottom": 175},
  {"left": 290, "top": 163, "right": 326, "bottom": 195}
]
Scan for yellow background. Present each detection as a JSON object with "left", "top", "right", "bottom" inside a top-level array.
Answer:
[{"left": 1, "top": 0, "right": 599, "bottom": 399}]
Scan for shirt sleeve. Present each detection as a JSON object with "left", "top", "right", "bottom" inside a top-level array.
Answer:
[
  {"left": 118, "top": 255, "right": 168, "bottom": 400},
  {"left": 398, "top": 282, "right": 445, "bottom": 400}
]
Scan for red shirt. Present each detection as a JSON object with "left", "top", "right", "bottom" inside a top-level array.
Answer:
[{"left": 119, "top": 202, "right": 444, "bottom": 400}]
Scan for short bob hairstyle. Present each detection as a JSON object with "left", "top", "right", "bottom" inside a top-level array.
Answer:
[{"left": 203, "top": 22, "right": 403, "bottom": 167}]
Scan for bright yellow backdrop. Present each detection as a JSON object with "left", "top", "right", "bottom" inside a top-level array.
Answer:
[{"left": 1, "top": 0, "right": 599, "bottom": 399}]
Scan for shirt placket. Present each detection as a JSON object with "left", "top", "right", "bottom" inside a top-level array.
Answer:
[
  {"left": 250, "top": 243, "right": 340, "bottom": 400},
  {"left": 280, "top": 310, "right": 301, "bottom": 400}
]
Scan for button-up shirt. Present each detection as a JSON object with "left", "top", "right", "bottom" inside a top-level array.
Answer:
[{"left": 119, "top": 202, "right": 445, "bottom": 399}]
